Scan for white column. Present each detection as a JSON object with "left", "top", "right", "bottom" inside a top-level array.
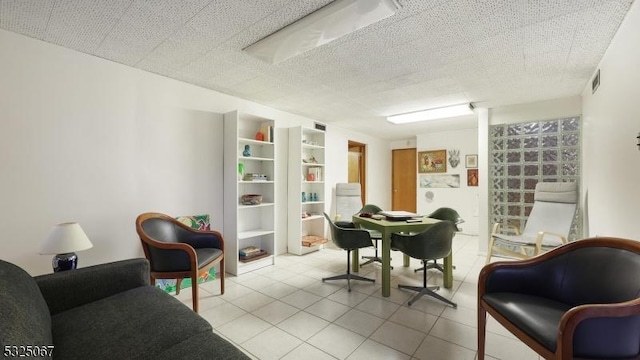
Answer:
[{"left": 477, "top": 108, "right": 490, "bottom": 255}]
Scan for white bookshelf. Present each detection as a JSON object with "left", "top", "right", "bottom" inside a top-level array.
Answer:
[
  {"left": 288, "top": 126, "right": 327, "bottom": 255},
  {"left": 223, "top": 110, "right": 276, "bottom": 275}
]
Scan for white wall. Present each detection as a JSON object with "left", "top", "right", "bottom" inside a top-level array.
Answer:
[
  {"left": 490, "top": 96, "right": 582, "bottom": 125},
  {"left": 581, "top": 0, "right": 640, "bottom": 239},
  {"left": 0, "top": 29, "right": 392, "bottom": 274},
  {"left": 416, "top": 128, "right": 479, "bottom": 235}
]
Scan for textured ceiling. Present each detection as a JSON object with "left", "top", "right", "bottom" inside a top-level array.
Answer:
[{"left": 0, "top": 0, "right": 633, "bottom": 139}]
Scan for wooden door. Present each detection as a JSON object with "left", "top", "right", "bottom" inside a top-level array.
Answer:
[
  {"left": 348, "top": 141, "right": 366, "bottom": 204},
  {"left": 392, "top": 148, "right": 416, "bottom": 212}
]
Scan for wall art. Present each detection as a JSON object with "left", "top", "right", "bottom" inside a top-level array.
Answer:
[
  {"left": 418, "top": 149, "right": 447, "bottom": 173},
  {"left": 448, "top": 149, "right": 460, "bottom": 168},
  {"left": 467, "top": 169, "right": 478, "bottom": 186},
  {"left": 419, "top": 174, "right": 460, "bottom": 188},
  {"left": 466, "top": 154, "right": 478, "bottom": 168}
]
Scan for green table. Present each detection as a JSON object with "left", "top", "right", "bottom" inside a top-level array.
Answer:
[{"left": 351, "top": 216, "right": 453, "bottom": 297}]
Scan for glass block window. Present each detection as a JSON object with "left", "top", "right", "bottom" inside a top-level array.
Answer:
[{"left": 489, "top": 117, "right": 581, "bottom": 239}]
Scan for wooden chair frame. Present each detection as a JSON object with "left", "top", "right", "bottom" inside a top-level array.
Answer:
[
  {"left": 135, "top": 212, "right": 225, "bottom": 313},
  {"left": 486, "top": 221, "right": 568, "bottom": 264},
  {"left": 478, "top": 237, "right": 640, "bottom": 360}
]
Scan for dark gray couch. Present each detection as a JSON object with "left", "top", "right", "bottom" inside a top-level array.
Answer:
[{"left": 0, "top": 258, "right": 249, "bottom": 360}]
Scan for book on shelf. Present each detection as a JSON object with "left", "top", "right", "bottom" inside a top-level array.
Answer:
[
  {"left": 239, "top": 246, "right": 262, "bottom": 256},
  {"left": 239, "top": 249, "right": 269, "bottom": 262},
  {"left": 259, "top": 122, "right": 274, "bottom": 142},
  {"left": 307, "top": 167, "right": 322, "bottom": 181}
]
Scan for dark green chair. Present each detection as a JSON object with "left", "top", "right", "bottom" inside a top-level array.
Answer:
[
  {"left": 415, "top": 207, "right": 464, "bottom": 273},
  {"left": 392, "top": 221, "right": 457, "bottom": 308},
  {"left": 323, "top": 212, "right": 375, "bottom": 292},
  {"left": 358, "top": 204, "right": 389, "bottom": 268}
]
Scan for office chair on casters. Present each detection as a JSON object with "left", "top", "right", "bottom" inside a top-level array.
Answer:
[
  {"left": 415, "top": 207, "right": 464, "bottom": 273},
  {"left": 358, "top": 203, "right": 388, "bottom": 268},
  {"left": 486, "top": 182, "right": 577, "bottom": 264},
  {"left": 478, "top": 237, "right": 640, "bottom": 360},
  {"left": 135, "top": 212, "right": 225, "bottom": 313},
  {"left": 322, "top": 212, "right": 375, "bottom": 292},
  {"left": 334, "top": 183, "right": 388, "bottom": 269},
  {"left": 392, "top": 221, "right": 457, "bottom": 308}
]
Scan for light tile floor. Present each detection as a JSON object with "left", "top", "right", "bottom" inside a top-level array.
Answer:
[{"left": 174, "top": 234, "right": 542, "bottom": 360}]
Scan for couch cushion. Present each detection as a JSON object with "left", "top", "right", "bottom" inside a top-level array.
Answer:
[
  {"left": 154, "top": 331, "right": 250, "bottom": 360},
  {"left": 51, "top": 286, "right": 215, "bottom": 360},
  {"left": 483, "top": 292, "right": 570, "bottom": 352},
  {"left": 0, "top": 260, "right": 52, "bottom": 347}
]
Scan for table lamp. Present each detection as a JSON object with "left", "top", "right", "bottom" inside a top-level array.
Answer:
[{"left": 39, "top": 222, "right": 93, "bottom": 272}]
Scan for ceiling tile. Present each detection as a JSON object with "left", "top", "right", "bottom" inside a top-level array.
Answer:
[
  {"left": 0, "top": 0, "right": 53, "bottom": 39},
  {"left": 0, "top": 0, "right": 634, "bottom": 140}
]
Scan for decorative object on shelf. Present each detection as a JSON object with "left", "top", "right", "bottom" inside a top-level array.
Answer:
[
  {"left": 311, "top": 193, "right": 318, "bottom": 201},
  {"left": 39, "top": 222, "right": 93, "bottom": 272},
  {"left": 240, "top": 194, "right": 263, "bottom": 205},
  {"left": 243, "top": 173, "right": 268, "bottom": 181},
  {"left": 302, "top": 211, "right": 310, "bottom": 218},
  {"left": 243, "top": 144, "right": 251, "bottom": 157},
  {"left": 237, "top": 162, "right": 244, "bottom": 180},
  {"left": 467, "top": 169, "right": 478, "bottom": 186},
  {"left": 301, "top": 192, "right": 307, "bottom": 202},
  {"left": 307, "top": 167, "right": 322, "bottom": 181},
  {"left": 419, "top": 174, "right": 461, "bottom": 188},
  {"left": 255, "top": 131, "right": 264, "bottom": 141},
  {"left": 448, "top": 149, "right": 460, "bottom": 168},
  {"left": 418, "top": 150, "right": 447, "bottom": 173},
  {"left": 465, "top": 154, "right": 478, "bottom": 168},
  {"left": 260, "top": 122, "right": 274, "bottom": 142}
]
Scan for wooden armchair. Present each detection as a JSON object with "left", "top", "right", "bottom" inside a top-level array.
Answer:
[
  {"left": 135, "top": 212, "right": 225, "bottom": 313},
  {"left": 478, "top": 237, "right": 640, "bottom": 359}
]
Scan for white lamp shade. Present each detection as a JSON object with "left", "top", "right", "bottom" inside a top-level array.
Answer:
[{"left": 40, "top": 222, "right": 93, "bottom": 255}]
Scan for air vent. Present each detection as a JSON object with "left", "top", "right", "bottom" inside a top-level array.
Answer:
[
  {"left": 314, "top": 122, "right": 326, "bottom": 131},
  {"left": 592, "top": 69, "right": 600, "bottom": 94}
]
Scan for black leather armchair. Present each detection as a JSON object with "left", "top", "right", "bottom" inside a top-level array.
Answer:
[
  {"left": 478, "top": 237, "right": 640, "bottom": 360},
  {"left": 136, "top": 212, "right": 225, "bottom": 313}
]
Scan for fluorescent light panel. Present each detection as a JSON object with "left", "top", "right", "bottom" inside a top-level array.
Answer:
[
  {"left": 387, "top": 104, "right": 475, "bottom": 124},
  {"left": 244, "top": 0, "right": 401, "bottom": 64}
]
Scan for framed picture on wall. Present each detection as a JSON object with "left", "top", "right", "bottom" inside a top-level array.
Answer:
[
  {"left": 467, "top": 169, "right": 478, "bottom": 186},
  {"left": 465, "top": 154, "right": 478, "bottom": 168},
  {"left": 418, "top": 150, "right": 447, "bottom": 173}
]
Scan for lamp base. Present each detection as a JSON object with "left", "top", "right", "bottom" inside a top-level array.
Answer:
[{"left": 52, "top": 252, "right": 78, "bottom": 272}]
